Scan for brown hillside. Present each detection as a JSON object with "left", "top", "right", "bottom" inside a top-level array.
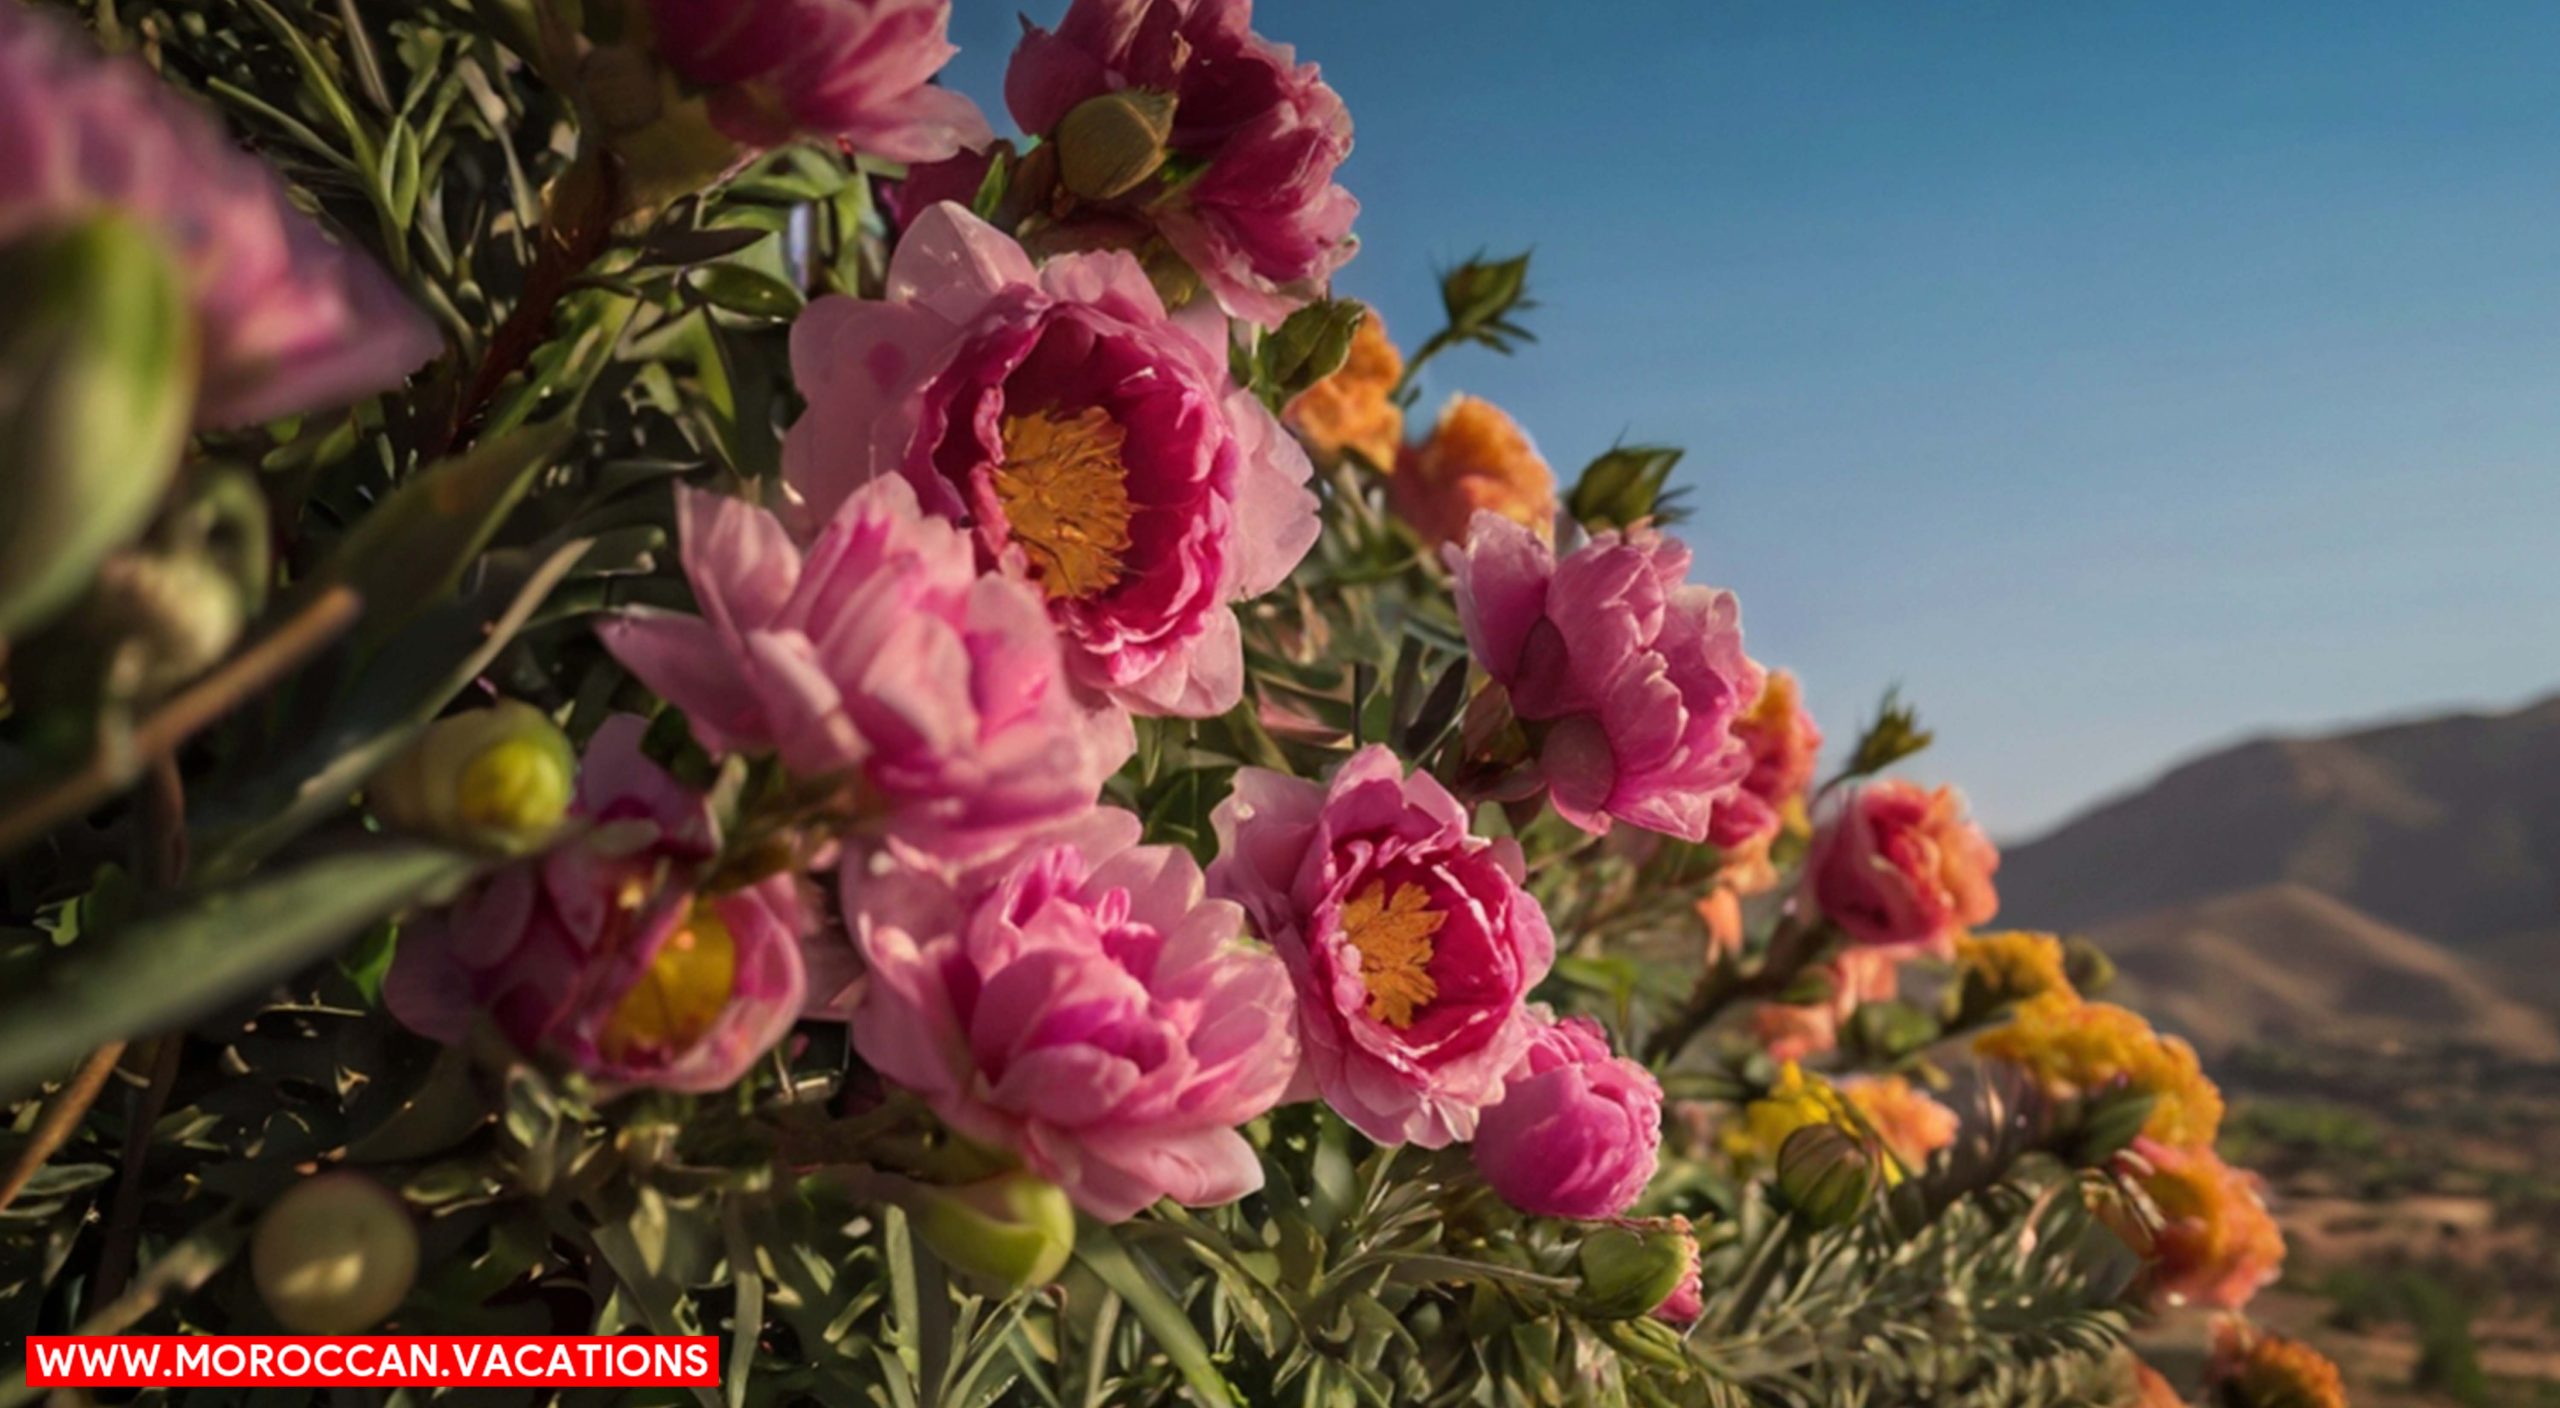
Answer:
[
  {"left": 1998, "top": 694, "right": 2560, "bottom": 1004},
  {"left": 2088, "top": 884, "right": 2560, "bottom": 1059}
]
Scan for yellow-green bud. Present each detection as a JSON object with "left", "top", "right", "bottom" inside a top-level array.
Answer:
[
  {"left": 1775, "top": 1123, "right": 1876, "bottom": 1228},
  {"left": 2061, "top": 935, "right": 2117, "bottom": 995},
  {"left": 0, "top": 214, "right": 196, "bottom": 641},
  {"left": 251, "top": 1173, "right": 419, "bottom": 1335},
  {"left": 914, "top": 1171, "right": 1076, "bottom": 1291},
  {"left": 1573, "top": 1224, "right": 1694, "bottom": 1321},
  {"left": 373, "top": 702, "right": 578, "bottom": 853},
  {"left": 1056, "top": 89, "right": 1177, "bottom": 201}
]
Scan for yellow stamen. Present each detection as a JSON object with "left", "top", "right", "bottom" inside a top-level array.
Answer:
[
  {"left": 1342, "top": 880, "right": 1444, "bottom": 1028},
  {"left": 994, "top": 407, "right": 1136, "bottom": 600},
  {"left": 601, "top": 902, "right": 738, "bottom": 1059}
]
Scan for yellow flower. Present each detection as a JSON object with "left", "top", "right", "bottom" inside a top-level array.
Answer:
[
  {"left": 1390, "top": 395, "right": 1557, "bottom": 548},
  {"left": 1724, "top": 1063, "right": 1908, "bottom": 1185},
  {"left": 1974, "top": 993, "right": 2224, "bottom": 1149},
  {"left": 1285, "top": 305, "right": 1404, "bottom": 469},
  {"left": 1954, "top": 930, "right": 2077, "bottom": 1005},
  {"left": 2209, "top": 1319, "right": 2347, "bottom": 1408}
]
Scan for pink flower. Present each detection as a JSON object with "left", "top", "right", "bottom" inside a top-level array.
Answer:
[
  {"left": 2117, "top": 1138, "right": 2286, "bottom": 1312},
  {"left": 1709, "top": 669, "right": 1824, "bottom": 851},
  {"left": 846, "top": 807, "right": 1298, "bottom": 1221},
  {"left": 598, "top": 478, "right": 1124, "bottom": 855},
  {"left": 783, "top": 203, "right": 1318, "bottom": 717},
  {"left": 1471, "top": 1011, "right": 1662, "bottom": 1220},
  {"left": 0, "top": 4, "right": 437, "bottom": 427},
  {"left": 1208, "top": 745, "right": 1555, "bottom": 1147},
  {"left": 644, "top": 0, "right": 990, "bottom": 161},
  {"left": 1651, "top": 1218, "right": 1705, "bottom": 1329},
  {"left": 1448, "top": 512, "right": 1762, "bottom": 843},
  {"left": 384, "top": 716, "right": 806, "bottom": 1092},
  {"left": 1003, "top": 0, "right": 1357, "bottom": 325},
  {"left": 1803, "top": 780, "right": 2000, "bottom": 957}
]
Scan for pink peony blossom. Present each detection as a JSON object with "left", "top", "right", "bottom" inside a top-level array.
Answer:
[
  {"left": 783, "top": 202, "right": 1318, "bottom": 718},
  {"left": 1709, "top": 668, "right": 1824, "bottom": 851},
  {"left": 846, "top": 807, "right": 1298, "bottom": 1221},
  {"left": 1471, "top": 1011, "right": 1662, "bottom": 1220},
  {"left": 1208, "top": 745, "right": 1555, "bottom": 1147},
  {"left": 644, "top": 0, "right": 991, "bottom": 161},
  {"left": 384, "top": 716, "right": 806, "bottom": 1092},
  {"left": 1803, "top": 780, "right": 1999, "bottom": 957},
  {"left": 1002, "top": 0, "right": 1359, "bottom": 326},
  {"left": 1448, "top": 512, "right": 1763, "bottom": 843},
  {"left": 0, "top": 4, "right": 438, "bottom": 427},
  {"left": 598, "top": 478, "right": 1125, "bottom": 855}
]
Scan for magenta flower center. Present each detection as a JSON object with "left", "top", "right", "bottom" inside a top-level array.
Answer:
[
  {"left": 993, "top": 407, "right": 1136, "bottom": 600},
  {"left": 1342, "top": 879, "right": 1444, "bottom": 1028}
]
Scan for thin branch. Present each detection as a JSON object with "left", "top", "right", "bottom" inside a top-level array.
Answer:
[{"left": 0, "top": 585, "right": 364, "bottom": 858}]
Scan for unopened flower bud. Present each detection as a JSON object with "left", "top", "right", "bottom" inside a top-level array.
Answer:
[
  {"left": 1573, "top": 1224, "right": 1695, "bottom": 1321},
  {"left": 2062, "top": 935, "right": 2117, "bottom": 995},
  {"left": 0, "top": 214, "right": 195, "bottom": 640},
  {"left": 252, "top": 1172, "right": 419, "bottom": 1335},
  {"left": 914, "top": 1171, "right": 1076, "bottom": 1291},
  {"left": 373, "top": 702, "right": 578, "bottom": 853},
  {"left": 1056, "top": 89, "right": 1177, "bottom": 202},
  {"left": 1775, "top": 1123, "right": 1876, "bottom": 1228}
]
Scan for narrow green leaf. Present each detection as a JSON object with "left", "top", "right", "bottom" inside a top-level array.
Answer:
[{"left": 1074, "top": 1222, "right": 1235, "bottom": 1408}]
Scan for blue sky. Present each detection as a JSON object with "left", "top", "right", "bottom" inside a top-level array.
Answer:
[{"left": 945, "top": 2, "right": 2560, "bottom": 838}]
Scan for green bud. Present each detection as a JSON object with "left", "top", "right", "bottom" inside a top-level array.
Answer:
[
  {"left": 252, "top": 1173, "right": 419, "bottom": 1335},
  {"left": 1437, "top": 250, "right": 1536, "bottom": 353},
  {"left": 2061, "top": 935, "right": 2118, "bottom": 996},
  {"left": 914, "top": 1171, "right": 1077, "bottom": 1291},
  {"left": 1573, "top": 1224, "right": 1695, "bottom": 1321},
  {"left": 1775, "top": 1123, "right": 1876, "bottom": 1228},
  {"left": 0, "top": 215, "right": 197, "bottom": 641},
  {"left": 372, "top": 702, "right": 578, "bottom": 853},
  {"left": 1056, "top": 89, "right": 1177, "bottom": 201},
  {"left": 1567, "top": 445, "right": 1684, "bottom": 533}
]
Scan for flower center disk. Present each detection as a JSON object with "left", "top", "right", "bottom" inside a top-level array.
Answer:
[
  {"left": 603, "top": 901, "right": 738, "bottom": 1059},
  {"left": 1342, "top": 879, "right": 1443, "bottom": 1028},
  {"left": 993, "top": 407, "right": 1136, "bottom": 600}
]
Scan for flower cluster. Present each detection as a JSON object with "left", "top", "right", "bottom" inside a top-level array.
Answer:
[{"left": 0, "top": 0, "right": 2329, "bottom": 1396}]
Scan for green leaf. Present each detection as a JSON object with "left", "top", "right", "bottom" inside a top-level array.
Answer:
[
  {"left": 317, "top": 422, "right": 573, "bottom": 657},
  {"left": 1250, "top": 299, "right": 1367, "bottom": 412},
  {"left": 0, "top": 839, "right": 479, "bottom": 1099},
  {"left": 688, "top": 264, "right": 807, "bottom": 321},
  {"left": 1074, "top": 1221, "right": 1236, "bottom": 1408}
]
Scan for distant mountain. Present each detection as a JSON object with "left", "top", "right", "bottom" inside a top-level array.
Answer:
[
  {"left": 1997, "top": 694, "right": 2560, "bottom": 1008},
  {"left": 2087, "top": 884, "right": 2560, "bottom": 1059}
]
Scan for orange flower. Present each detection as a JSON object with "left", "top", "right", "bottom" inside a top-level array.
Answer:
[
  {"left": 2209, "top": 1320, "right": 2347, "bottom": 1408},
  {"left": 1284, "top": 306, "right": 1403, "bottom": 468},
  {"left": 2120, "top": 1356, "right": 2186, "bottom": 1408},
  {"left": 2115, "top": 1139, "right": 2285, "bottom": 1311},
  {"left": 1841, "top": 1074, "right": 1959, "bottom": 1170},
  {"left": 1391, "top": 394, "right": 1557, "bottom": 548},
  {"left": 1974, "top": 993, "right": 2224, "bottom": 1149}
]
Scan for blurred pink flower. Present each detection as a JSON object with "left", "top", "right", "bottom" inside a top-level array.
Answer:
[
  {"left": 846, "top": 807, "right": 1298, "bottom": 1221},
  {"left": 0, "top": 4, "right": 437, "bottom": 427},
  {"left": 2119, "top": 1137, "right": 2286, "bottom": 1312},
  {"left": 784, "top": 203, "right": 1318, "bottom": 718},
  {"left": 1448, "top": 513, "right": 1762, "bottom": 843},
  {"left": 645, "top": 0, "right": 990, "bottom": 161},
  {"left": 1208, "top": 745, "right": 1554, "bottom": 1147},
  {"left": 1709, "top": 668, "right": 1824, "bottom": 851},
  {"left": 385, "top": 716, "right": 806, "bottom": 1092},
  {"left": 1471, "top": 1011, "right": 1662, "bottom": 1220},
  {"left": 1840, "top": 1073, "right": 1960, "bottom": 1170},
  {"left": 1002, "top": 0, "right": 1358, "bottom": 326},
  {"left": 598, "top": 478, "right": 1125, "bottom": 854},
  {"left": 1803, "top": 780, "right": 1999, "bottom": 957}
]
